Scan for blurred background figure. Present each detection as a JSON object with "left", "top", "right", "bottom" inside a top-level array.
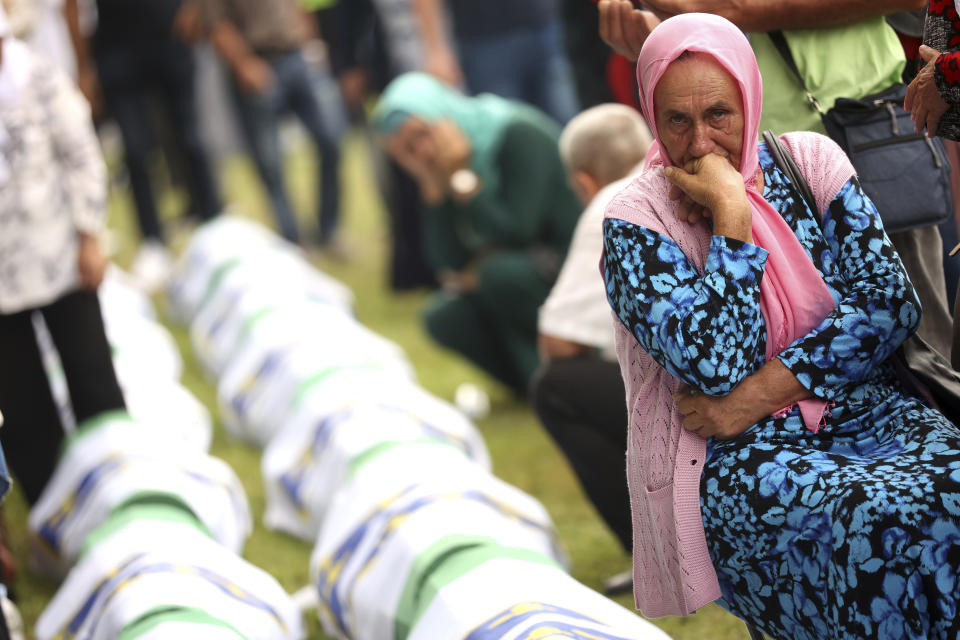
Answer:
[
  {"left": 0, "top": 5, "right": 125, "bottom": 507},
  {"left": 89, "top": 0, "right": 224, "bottom": 293},
  {"left": 907, "top": 0, "right": 960, "bottom": 370},
  {"left": 411, "top": 0, "right": 580, "bottom": 124},
  {"left": 372, "top": 73, "right": 580, "bottom": 395},
  {"left": 324, "top": 0, "right": 437, "bottom": 290},
  {"left": 532, "top": 104, "right": 650, "bottom": 590},
  {"left": 199, "top": 0, "right": 346, "bottom": 250},
  {"left": 1, "top": 0, "right": 95, "bottom": 98}
]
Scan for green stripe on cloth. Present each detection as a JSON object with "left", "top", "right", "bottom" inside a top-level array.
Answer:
[
  {"left": 238, "top": 305, "right": 280, "bottom": 341},
  {"left": 58, "top": 409, "right": 134, "bottom": 459},
  {"left": 347, "top": 439, "right": 461, "bottom": 477},
  {"left": 116, "top": 606, "right": 246, "bottom": 640},
  {"left": 394, "top": 537, "right": 561, "bottom": 640},
  {"left": 80, "top": 492, "right": 214, "bottom": 559},
  {"left": 196, "top": 258, "right": 243, "bottom": 314},
  {"left": 292, "top": 362, "right": 385, "bottom": 406}
]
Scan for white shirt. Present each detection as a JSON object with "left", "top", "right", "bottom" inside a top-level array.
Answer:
[
  {"left": 0, "top": 39, "right": 106, "bottom": 313},
  {"left": 538, "top": 171, "right": 639, "bottom": 361}
]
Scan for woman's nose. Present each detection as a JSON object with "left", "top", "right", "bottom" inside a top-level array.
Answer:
[{"left": 688, "top": 124, "right": 715, "bottom": 158}]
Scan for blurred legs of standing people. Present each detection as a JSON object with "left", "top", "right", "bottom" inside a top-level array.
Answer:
[
  {"left": 561, "top": 0, "right": 614, "bottom": 110},
  {"left": 95, "top": 38, "right": 223, "bottom": 291},
  {"left": 227, "top": 49, "right": 342, "bottom": 245},
  {"left": 0, "top": 291, "right": 125, "bottom": 506},
  {"left": 411, "top": 0, "right": 580, "bottom": 124},
  {"left": 456, "top": 22, "right": 579, "bottom": 124},
  {"left": 301, "top": 41, "right": 350, "bottom": 246},
  {"left": 328, "top": 0, "right": 435, "bottom": 287}
]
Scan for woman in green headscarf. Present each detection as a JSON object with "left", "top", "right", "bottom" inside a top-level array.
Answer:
[{"left": 372, "top": 72, "right": 581, "bottom": 394}]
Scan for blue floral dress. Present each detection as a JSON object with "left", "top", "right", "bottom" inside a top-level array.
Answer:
[{"left": 603, "top": 142, "right": 960, "bottom": 640}]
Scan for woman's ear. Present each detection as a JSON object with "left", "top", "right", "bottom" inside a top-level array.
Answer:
[{"left": 569, "top": 170, "right": 602, "bottom": 207}]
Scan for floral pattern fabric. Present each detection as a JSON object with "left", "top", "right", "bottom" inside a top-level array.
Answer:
[
  {"left": 0, "top": 43, "right": 106, "bottom": 314},
  {"left": 603, "top": 142, "right": 960, "bottom": 639}
]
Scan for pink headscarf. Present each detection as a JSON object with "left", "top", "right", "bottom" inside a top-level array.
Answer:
[{"left": 638, "top": 14, "right": 836, "bottom": 431}]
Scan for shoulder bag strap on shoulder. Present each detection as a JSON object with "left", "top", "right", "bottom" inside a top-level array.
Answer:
[
  {"left": 761, "top": 130, "right": 819, "bottom": 215},
  {"left": 767, "top": 31, "right": 824, "bottom": 114}
]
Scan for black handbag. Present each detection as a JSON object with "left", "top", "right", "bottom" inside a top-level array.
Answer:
[{"left": 768, "top": 31, "right": 954, "bottom": 234}]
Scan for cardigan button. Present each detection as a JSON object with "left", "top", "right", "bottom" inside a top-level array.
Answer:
[{"left": 691, "top": 459, "right": 697, "bottom": 465}]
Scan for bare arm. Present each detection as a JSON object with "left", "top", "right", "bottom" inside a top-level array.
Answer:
[
  {"left": 410, "top": 0, "right": 463, "bottom": 86},
  {"left": 599, "top": 0, "right": 926, "bottom": 60},
  {"left": 643, "top": 0, "right": 926, "bottom": 32},
  {"left": 208, "top": 20, "right": 274, "bottom": 94},
  {"left": 62, "top": 0, "right": 100, "bottom": 111},
  {"left": 209, "top": 20, "right": 255, "bottom": 73}
]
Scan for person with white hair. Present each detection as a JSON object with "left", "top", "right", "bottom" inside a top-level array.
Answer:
[
  {"left": 531, "top": 103, "right": 650, "bottom": 582},
  {"left": 0, "top": 2, "right": 125, "bottom": 506}
]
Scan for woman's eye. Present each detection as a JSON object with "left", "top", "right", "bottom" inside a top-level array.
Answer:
[
  {"left": 710, "top": 110, "right": 727, "bottom": 120},
  {"left": 670, "top": 115, "right": 686, "bottom": 125}
]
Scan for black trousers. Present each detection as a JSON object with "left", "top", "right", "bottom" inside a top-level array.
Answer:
[
  {"left": 96, "top": 40, "right": 222, "bottom": 241},
  {"left": 530, "top": 356, "right": 631, "bottom": 551},
  {"left": 0, "top": 290, "right": 125, "bottom": 505}
]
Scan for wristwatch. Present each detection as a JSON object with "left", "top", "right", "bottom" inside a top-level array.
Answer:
[{"left": 449, "top": 168, "right": 480, "bottom": 199}]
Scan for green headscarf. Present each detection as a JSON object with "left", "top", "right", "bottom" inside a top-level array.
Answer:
[{"left": 371, "top": 73, "right": 518, "bottom": 193}]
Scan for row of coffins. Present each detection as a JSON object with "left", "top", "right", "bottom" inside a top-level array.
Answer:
[
  {"left": 29, "top": 266, "right": 304, "bottom": 640},
  {"left": 170, "top": 216, "right": 670, "bottom": 640}
]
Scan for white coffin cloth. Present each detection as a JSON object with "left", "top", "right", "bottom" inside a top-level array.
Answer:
[
  {"left": 262, "top": 373, "right": 489, "bottom": 540},
  {"left": 29, "top": 415, "right": 251, "bottom": 561},
  {"left": 310, "top": 447, "right": 566, "bottom": 640}
]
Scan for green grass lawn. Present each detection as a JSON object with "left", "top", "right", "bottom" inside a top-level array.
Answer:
[{"left": 3, "top": 130, "right": 755, "bottom": 639}]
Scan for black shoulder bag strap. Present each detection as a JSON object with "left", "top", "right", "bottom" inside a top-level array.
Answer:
[
  {"left": 767, "top": 31, "right": 824, "bottom": 115},
  {"left": 761, "top": 130, "right": 818, "bottom": 215}
]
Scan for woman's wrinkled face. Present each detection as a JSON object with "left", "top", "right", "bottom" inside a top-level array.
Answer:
[
  {"left": 653, "top": 54, "right": 745, "bottom": 171},
  {"left": 385, "top": 116, "right": 438, "bottom": 173}
]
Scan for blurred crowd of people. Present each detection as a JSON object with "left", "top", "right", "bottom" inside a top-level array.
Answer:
[{"left": 6, "top": 0, "right": 960, "bottom": 636}]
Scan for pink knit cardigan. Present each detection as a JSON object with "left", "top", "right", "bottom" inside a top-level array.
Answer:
[{"left": 604, "top": 132, "right": 853, "bottom": 618}]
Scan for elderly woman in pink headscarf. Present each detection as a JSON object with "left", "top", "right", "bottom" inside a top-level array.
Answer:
[{"left": 602, "top": 12, "right": 960, "bottom": 640}]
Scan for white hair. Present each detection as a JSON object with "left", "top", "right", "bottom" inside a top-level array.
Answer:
[{"left": 559, "top": 103, "right": 652, "bottom": 186}]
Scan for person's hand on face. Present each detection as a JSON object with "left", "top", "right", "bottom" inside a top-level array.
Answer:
[
  {"left": 665, "top": 153, "right": 747, "bottom": 218},
  {"left": 654, "top": 54, "right": 752, "bottom": 239},
  {"left": 430, "top": 119, "right": 472, "bottom": 178},
  {"left": 905, "top": 45, "right": 950, "bottom": 137},
  {"left": 385, "top": 117, "right": 447, "bottom": 204}
]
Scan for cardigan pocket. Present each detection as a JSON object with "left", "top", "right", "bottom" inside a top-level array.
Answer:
[
  {"left": 643, "top": 482, "right": 678, "bottom": 554},
  {"left": 635, "top": 481, "right": 682, "bottom": 613}
]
